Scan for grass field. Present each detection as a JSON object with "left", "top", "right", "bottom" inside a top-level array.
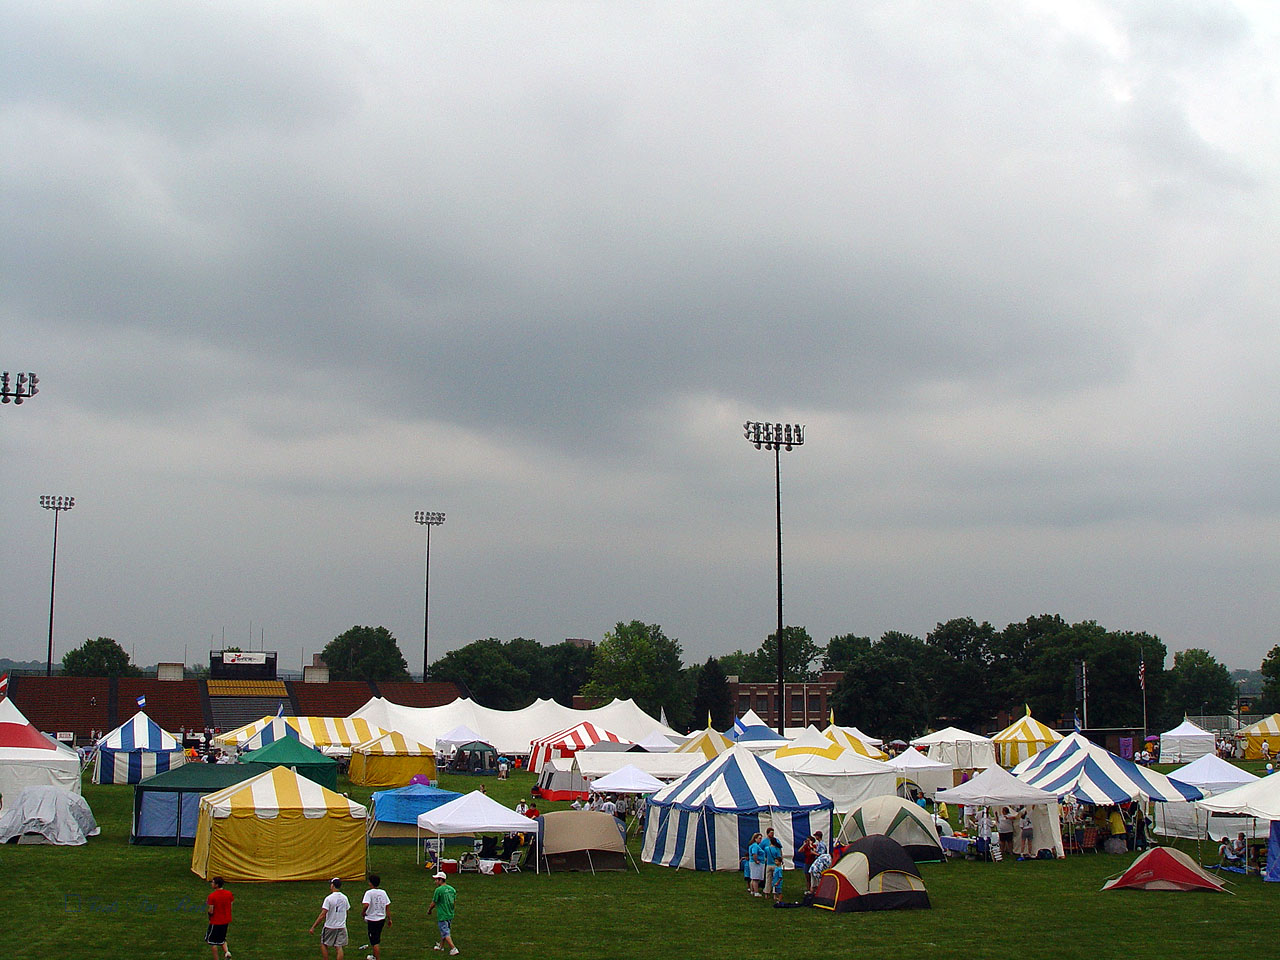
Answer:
[{"left": 0, "top": 766, "right": 1272, "bottom": 960}]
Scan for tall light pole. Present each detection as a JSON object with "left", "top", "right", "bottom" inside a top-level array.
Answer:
[
  {"left": 414, "top": 510, "right": 445, "bottom": 680},
  {"left": 743, "top": 421, "right": 805, "bottom": 734},
  {"left": 40, "top": 495, "right": 75, "bottom": 676},
  {"left": 1, "top": 370, "right": 39, "bottom": 404}
]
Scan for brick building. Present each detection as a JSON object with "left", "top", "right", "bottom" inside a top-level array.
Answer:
[{"left": 728, "top": 671, "right": 844, "bottom": 729}]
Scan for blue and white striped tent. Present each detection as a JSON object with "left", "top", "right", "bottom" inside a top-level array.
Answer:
[
  {"left": 93, "top": 712, "right": 186, "bottom": 784},
  {"left": 642, "top": 745, "right": 833, "bottom": 871},
  {"left": 1013, "top": 732, "right": 1201, "bottom": 804},
  {"left": 237, "top": 717, "right": 317, "bottom": 752}
]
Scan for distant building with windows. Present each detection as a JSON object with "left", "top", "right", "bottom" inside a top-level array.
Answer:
[{"left": 727, "top": 671, "right": 844, "bottom": 729}]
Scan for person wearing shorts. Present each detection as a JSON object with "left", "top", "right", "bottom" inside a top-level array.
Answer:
[
  {"left": 771, "top": 855, "right": 785, "bottom": 903},
  {"left": 361, "top": 873, "right": 391, "bottom": 960},
  {"left": 427, "top": 870, "right": 459, "bottom": 955},
  {"left": 205, "top": 877, "right": 233, "bottom": 959},
  {"left": 309, "top": 878, "right": 350, "bottom": 960}
]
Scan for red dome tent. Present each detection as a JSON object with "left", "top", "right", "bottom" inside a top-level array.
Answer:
[{"left": 1101, "top": 847, "right": 1227, "bottom": 893}]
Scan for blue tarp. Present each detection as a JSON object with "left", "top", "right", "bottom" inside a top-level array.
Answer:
[{"left": 371, "top": 783, "right": 462, "bottom": 825}]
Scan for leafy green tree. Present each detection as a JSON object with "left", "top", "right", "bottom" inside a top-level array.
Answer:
[
  {"left": 1257, "top": 646, "right": 1280, "bottom": 715},
  {"left": 691, "top": 656, "right": 734, "bottom": 730},
  {"left": 61, "top": 637, "right": 141, "bottom": 677},
  {"left": 925, "top": 617, "right": 999, "bottom": 729},
  {"left": 581, "top": 621, "right": 685, "bottom": 721},
  {"left": 428, "top": 638, "right": 527, "bottom": 707},
  {"left": 1164, "top": 648, "right": 1236, "bottom": 721},
  {"left": 758, "top": 626, "right": 825, "bottom": 682},
  {"left": 540, "top": 641, "right": 596, "bottom": 707},
  {"left": 823, "top": 634, "right": 871, "bottom": 672},
  {"left": 321, "top": 625, "right": 410, "bottom": 682},
  {"left": 829, "top": 631, "right": 930, "bottom": 741},
  {"left": 717, "top": 649, "right": 764, "bottom": 681}
]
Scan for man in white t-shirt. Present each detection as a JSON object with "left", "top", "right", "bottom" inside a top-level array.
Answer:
[
  {"left": 361, "top": 874, "right": 391, "bottom": 960},
  {"left": 600, "top": 797, "right": 617, "bottom": 817},
  {"left": 309, "top": 878, "right": 350, "bottom": 960}
]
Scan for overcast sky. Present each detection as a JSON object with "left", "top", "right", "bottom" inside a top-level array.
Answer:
[{"left": 2, "top": 1, "right": 1277, "bottom": 677}]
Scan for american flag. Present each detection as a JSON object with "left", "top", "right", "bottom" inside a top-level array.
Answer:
[{"left": 1139, "top": 660, "right": 1146, "bottom": 691}]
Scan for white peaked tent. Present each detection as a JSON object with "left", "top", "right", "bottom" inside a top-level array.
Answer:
[
  {"left": 936, "top": 765, "right": 1065, "bottom": 858},
  {"left": 435, "top": 724, "right": 484, "bottom": 756},
  {"left": 637, "top": 730, "right": 679, "bottom": 753},
  {"left": 1197, "top": 773, "right": 1280, "bottom": 821},
  {"left": 352, "top": 696, "right": 679, "bottom": 756},
  {"left": 765, "top": 727, "right": 897, "bottom": 813},
  {"left": 1155, "top": 754, "right": 1264, "bottom": 841},
  {"left": 912, "top": 726, "right": 996, "bottom": 770},
  {"left": 886, "top": 748, "right": 954, "bottom": 798},
  {"left": 588, "top": 764, "right": 665, "bottom": 794},
  {"left": 416, "top": 790, "right": 541, "bottom": 872},
  {"left": 0, "top": 697, "right": 81, "bottom": 805},
  {"left": 573, "top": 751, "right": 703, "bottom": 782},
  {"left": 1159, "top": 719, "right": 1215, "bottom": 763}
]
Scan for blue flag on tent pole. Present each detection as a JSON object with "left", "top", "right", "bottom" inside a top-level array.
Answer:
[
  {"left": 136, "top": 695, "right": 146, "bottom": 708},
  {"left": 1073, "top": 711, "right": 1082, "bottom": 733},
  {"left": 732, "top": 715, "right": 748, "bottom": 739},
  {"left": 275, "top": 702, "right": 285, "bottom": 718}
]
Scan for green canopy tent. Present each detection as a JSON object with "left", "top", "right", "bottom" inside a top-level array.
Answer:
[
  {"left": 238, "top": 737, "right": 338, "bottom": 790},
  {"left": 132, "top": 764, "right": 257, "bottom": 845}
]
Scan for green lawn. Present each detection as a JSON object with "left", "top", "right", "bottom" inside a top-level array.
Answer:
[{"left": 0, "top": 768, "right": 1273, "bottom": 960}]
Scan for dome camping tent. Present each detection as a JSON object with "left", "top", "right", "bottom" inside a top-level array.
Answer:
[
  {"left": 93, "top": 711, "right": 186, "bottom": 784},
  {"left": 190, "top": 766, "right": 367, "bottom": 882},
  {"left": 0, "top": 697, "right": 81, "bottom": 805},
  {"left": 1159, "top": 719, "right": 1215, "bottom": 763},
  {"left": 812, "top": 835, "right": 930, "bottom": 912},
  {"left": 1101, "top": 846, "right": 1227, "bottom": 892},
  {"left": 991, "top": 710, "right": 1063, "bottom": 767},
  {"left": 765, "top": 726, "right": 896, "bottom": 813},
  {"left": 642, "top": 745, "right": 833, "bottom": 871},
  {"left": 837, "top": 795, "right": 944, "bottom": 862}
]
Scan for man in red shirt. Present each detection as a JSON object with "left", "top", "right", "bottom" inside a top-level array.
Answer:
[{"left": 205, "top": 877, "right": 234, "bottom": 959}]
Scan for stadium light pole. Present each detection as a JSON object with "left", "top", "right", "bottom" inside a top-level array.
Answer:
[
  {"left": 414, "top": 510, "right": 446, "bottom": 680},
  {"left": 1, "top": 370, "right": 39, "bottom": 404},
  {"left": 40, "top": 495, "right": 75, "bottom": 676},
  {"left": 743, "top": 421, "right": 805, "bottom": 735}
]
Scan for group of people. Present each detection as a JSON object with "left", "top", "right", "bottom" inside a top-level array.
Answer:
[
  {"left": 204, "top": 871, "right": 461, "bottom": 960},
  {"left": 740, "top": 828, "right": 832, "bottom": 903},
  {"left": 1218, "top": 831, "right": 1250, "bottom": 869}
]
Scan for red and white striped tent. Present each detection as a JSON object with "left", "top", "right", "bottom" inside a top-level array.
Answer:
[{"left": 528, "top": 722, "right": 629, "bottom": 773}]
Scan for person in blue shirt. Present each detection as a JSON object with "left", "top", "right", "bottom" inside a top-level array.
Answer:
[
  {"left": 743, "top": 833, "right": 764, "bottom": 896},
  {"left": 771, "top": 854, "right": 785, "bottom": 902}
]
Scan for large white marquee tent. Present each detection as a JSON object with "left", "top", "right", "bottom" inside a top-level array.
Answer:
[
  {"left": 351, "top": 697, "right": 678, "bottom": 756},
  {"left": 1154, "top": 753, "right": 1264, "bottom": 841}
]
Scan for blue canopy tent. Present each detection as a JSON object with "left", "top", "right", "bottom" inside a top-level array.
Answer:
[
  {"left": 94, "top": 712, "right": 186, "bottom": 784},
  {"left": 368, "top": 783, "right": 462, "bottom": 844},
  {"left": 642, "top": 745, "right": 833, "bottom": 870}
]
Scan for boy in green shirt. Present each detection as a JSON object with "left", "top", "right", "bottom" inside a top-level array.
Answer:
[{"left": 427, "top": 871, "right": 459, "bottom": 956}]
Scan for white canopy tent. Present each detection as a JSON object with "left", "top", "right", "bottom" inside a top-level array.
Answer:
[
  {"left": 1159, "top": 719, "right": 1215, "bottom": 763},
  {"left": 936, "top": 765, "right": 1065, "bottom": 858},
  {"left": 886, "top": 748, "right": 954, "bottom": 798},
  {"left": 572, "top": 751, "right": 704, "bottom": 782},
  {"left": 588, "top": 764, "right": 665, "bottom": 794},
  {"left": 637, "top": 730, "right": 680, "bottom": 753},
  {"left": 1155, "top": 754, "right": 1264, "bottom": 841},
  {"left": 1196, "top": 773, "right": 1280, "bottom": 821},
  {"left": 912, "top": 726, "right": 996, "bottom": 769},
  {"left": 352, "top": 696, "right": 679, "bottom": 757},
  {"left": 434, "top": 724, "right": 484, "bottom": 757},
  {"left": 416, "top": 790, "right": 541, "bottom": 872}
]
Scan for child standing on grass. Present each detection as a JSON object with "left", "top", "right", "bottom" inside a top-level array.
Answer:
[
  {"left": 771, "top": 855, "right": 785, "bottom": 903},
  {"left": 205, "top": 877, "right": 233, "bottom": 959}
]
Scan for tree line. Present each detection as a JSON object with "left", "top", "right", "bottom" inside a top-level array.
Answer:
[{"left": 56, "top": 616, "right": 1278, "bottom": 741}]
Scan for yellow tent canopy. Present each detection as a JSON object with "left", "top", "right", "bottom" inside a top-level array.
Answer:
[
  {"left": 1237, "top": 713, "right": 1280, "bottom": 760},
  {"left": 824, "top": 726, "right": 889, "bottom": 761},
  {"left": 216, "top": 716, "right": 388, "bottom": 750},
  {"left": 991, "top": 711, "right": 1063, "bottom": 767},
  {"left": 674, "top": 725, "right": 733, "bottom": 760},
  {"left": 349, "top": 731, "right": 437, "bottom": 788},
  {"left": 191, "top": 766, "right": 367, "bottom": 882}
]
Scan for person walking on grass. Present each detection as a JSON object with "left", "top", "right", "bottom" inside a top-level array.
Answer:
[
  {"left": 361, "top": 873, "right": 391, "bottom": 960},
  {"left": 205, "top": 877, "right": 233, "bottom": 959},
  {"left": 427, "top": 870, "right": 459, "bottom": 955},
  {"left": 310, "top": 878, "right": 350, "bottom": 960}
]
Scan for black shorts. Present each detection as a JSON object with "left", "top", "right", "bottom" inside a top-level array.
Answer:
[
  {"left": 367, "top": 919, "right": 386, "bottom": 945},
  {"left": 205, "top": 923, "right": 229, "bottom": 945}
]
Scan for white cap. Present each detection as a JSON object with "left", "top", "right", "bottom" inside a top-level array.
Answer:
[{"left": 433, "top": 871, "right": 448, "bottom": 879}]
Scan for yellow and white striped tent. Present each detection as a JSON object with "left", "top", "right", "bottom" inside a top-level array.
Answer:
[
  {"left": 349, "top": 731, "right": 437, "bottom": 789},
  {"left": 674, "top": 725, "right": 733, "bottom": 760},
  {"left": 824, "top": 726, "right": 889, "bottom": 761},
  {"left": 1237, "top": 713, "right": 1280, "bottom": 760},
  {"left": 216, "top": 716, "right": 388, "bottom": 751},
  {"left": 992, "top": 710, "right": 1063, "bottom": 767},
  {"left": 190, "top": 766, "right": 367, "bottom": 882}
]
